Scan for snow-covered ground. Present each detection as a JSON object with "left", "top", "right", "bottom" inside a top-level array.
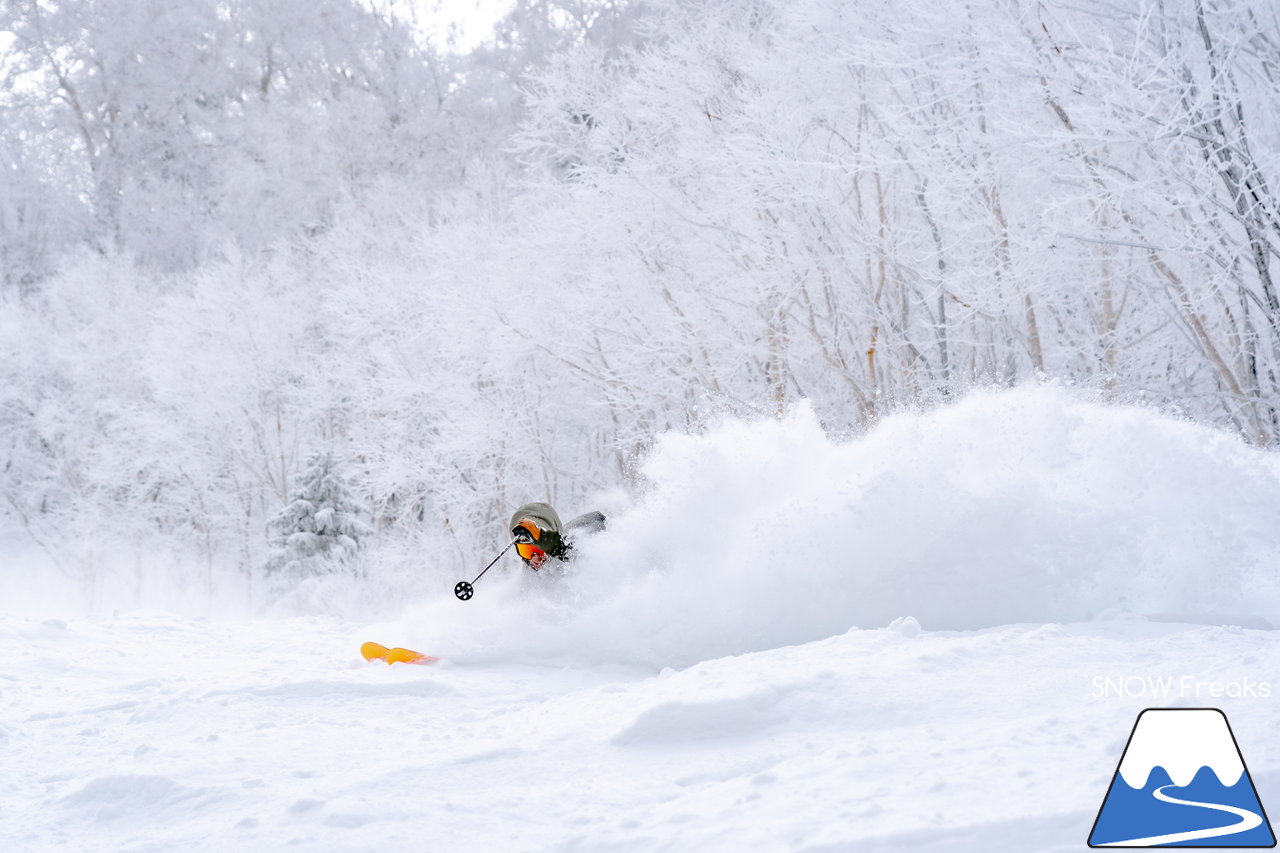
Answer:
[
  {"left": 4, "top": 389, "right": 1279, "bottom": 851},
  {"left": 3, "top": 614, "right": 1278, "bottom": 851}
]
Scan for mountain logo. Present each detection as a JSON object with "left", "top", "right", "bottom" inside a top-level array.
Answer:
[{"left": 1089, "top": 708, "right": 1275, "bottom": 847}]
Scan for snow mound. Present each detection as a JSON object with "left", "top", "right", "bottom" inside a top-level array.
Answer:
[
  {"left": 405, "top": 387, "right": 1280, "bottom": 668},
  {"left": 612, "top": 690, "right": 787, "bottom": 745},
  {"left": 61, "top": 775, "right": 222, "bottom": 823}
]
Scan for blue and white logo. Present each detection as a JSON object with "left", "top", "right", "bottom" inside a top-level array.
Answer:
[{"left": 1089, "top": 708, "right": 1275, "bottom": 847}]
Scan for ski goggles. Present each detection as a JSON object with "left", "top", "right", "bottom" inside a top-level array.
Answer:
[{"left": 515, "top": 541, "right": 546, "bottom": 562}]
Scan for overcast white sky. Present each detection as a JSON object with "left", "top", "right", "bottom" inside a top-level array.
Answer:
[{"left": 415, "top": 0, "right": 515, "bottom": 52}]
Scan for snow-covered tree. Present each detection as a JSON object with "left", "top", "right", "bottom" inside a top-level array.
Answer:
[
  {"left": 265, "top": 452, "right": 372, "bottom": 577},
  {"left": 5, "top": 0, "right": 1280, "bottom": 604},
  {"left": 0, "top": 0, "right": 459, "bottom": 270}
]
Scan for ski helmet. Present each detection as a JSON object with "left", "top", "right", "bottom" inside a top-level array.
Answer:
[{"left": 509, "top": 502, "right": 568, "bottom": 570}]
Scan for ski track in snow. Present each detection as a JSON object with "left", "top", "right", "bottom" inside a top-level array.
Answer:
[{"left": 1, "top": 613, "right": 1278, "bottom": 852}]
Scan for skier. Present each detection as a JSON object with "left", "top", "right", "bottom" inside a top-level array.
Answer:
[{"left": 509, "top": 501, "right": 606, "bottom": 570}]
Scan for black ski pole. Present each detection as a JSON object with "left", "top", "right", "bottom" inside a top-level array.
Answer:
[{"left": 454, "top": 541, "right": 515, "bottom": 601}]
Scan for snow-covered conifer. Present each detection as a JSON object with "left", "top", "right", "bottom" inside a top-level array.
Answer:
[{"left": 264, "top": 452, "right": 372, "bottom": 577}]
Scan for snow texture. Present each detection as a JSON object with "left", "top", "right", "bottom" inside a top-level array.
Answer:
[{"left": 2, "top": 613, "right": 1277, "bottom": 852}]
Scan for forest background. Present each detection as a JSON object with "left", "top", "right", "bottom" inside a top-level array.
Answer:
[{"left": 3, "top": 0, "right": 1278, "bottom": 610}]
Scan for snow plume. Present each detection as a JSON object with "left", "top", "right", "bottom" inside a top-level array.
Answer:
[{"left": 403, "top": 387, "right": 1280, "bottom": 669}]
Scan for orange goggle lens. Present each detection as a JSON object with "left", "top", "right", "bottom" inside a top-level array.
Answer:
[{"left": 515, "top": 542, "right": 545, "bottom": 561}]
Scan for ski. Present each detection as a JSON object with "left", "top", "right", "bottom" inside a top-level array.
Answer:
[{"left": 360, "top": 641, "right": 437, "bottom": 665}]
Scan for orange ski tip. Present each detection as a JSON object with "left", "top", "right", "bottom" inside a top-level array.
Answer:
[
  {"left": 361, "top": 641, "right": 437, "bottom": 665},
  {"left": 387, "top": 647, "right": 438, "bottom": 665}
]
